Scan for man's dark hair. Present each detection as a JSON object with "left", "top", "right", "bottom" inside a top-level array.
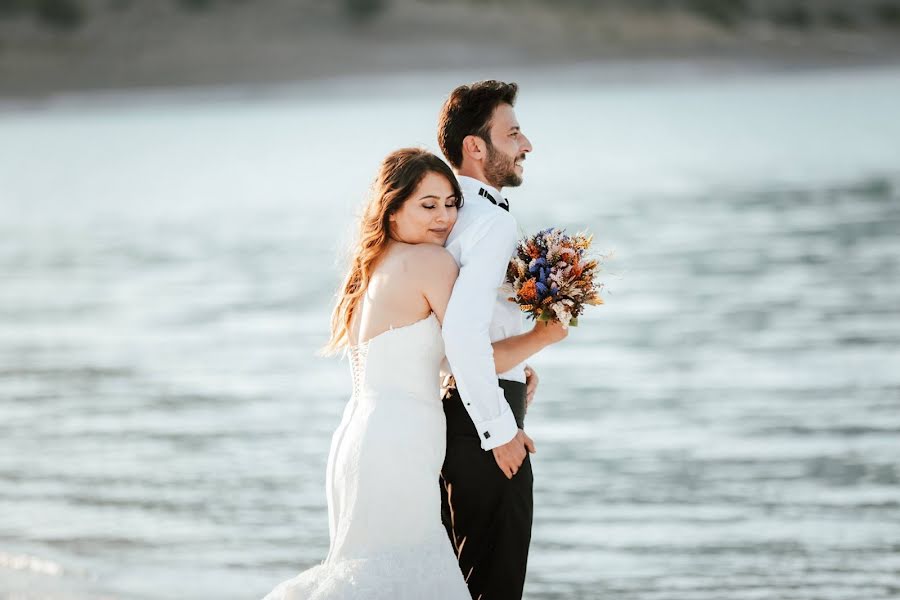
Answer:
[{"left": 437, "top": 80, "right": 518, "bottom": 169}]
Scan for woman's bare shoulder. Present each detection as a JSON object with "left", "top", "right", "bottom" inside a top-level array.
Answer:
[
  {"left": 408, "top": 243, "right": 458, "bottom": 276},
  {"left": 379, "top": 243, "right": 456, "bottom": 280}
]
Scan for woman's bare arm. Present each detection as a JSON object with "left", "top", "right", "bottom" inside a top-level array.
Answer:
[
  {"left": 419, "top": 247, "right": 568, "bottom": 375},
  {"left": 490, "top": 321, "right": 568, "bottom": 373}
]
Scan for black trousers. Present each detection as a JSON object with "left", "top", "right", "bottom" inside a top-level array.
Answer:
[{"left": 440, "top": 380, "right": 533, "bottom": 600}]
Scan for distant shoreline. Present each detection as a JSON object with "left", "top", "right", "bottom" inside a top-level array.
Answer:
[
  {"left": 2, "top": 52, "right": 900, "bottom": 111},
  {"left": 2, "top": 0, "right": 900, "bottom": 101}
]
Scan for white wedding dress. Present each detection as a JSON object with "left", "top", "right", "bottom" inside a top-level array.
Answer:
[{"left": 263, "top": 313, "right": 470, "bottom": 600}]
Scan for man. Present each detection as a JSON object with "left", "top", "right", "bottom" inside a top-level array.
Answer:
[{"left": 438, "top": 80, "right": 568, "bottom": 600}]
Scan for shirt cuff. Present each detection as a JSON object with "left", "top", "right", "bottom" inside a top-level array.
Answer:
[{"left": 475, "top": 394, "right": 520, "bottom": 451}]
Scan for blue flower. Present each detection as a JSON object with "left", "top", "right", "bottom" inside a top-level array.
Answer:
[
  {"left": 535, "top": 281, "right": 549, "bottom": 297},
  {"left": 528, "top": 257, "right": 547, "bottom": 273}
]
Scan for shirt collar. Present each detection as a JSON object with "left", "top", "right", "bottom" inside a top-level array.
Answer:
[{"left": 457, "top": 175, "right": 503, "bottom": 207}]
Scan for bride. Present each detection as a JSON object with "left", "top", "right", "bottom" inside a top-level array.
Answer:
[{"left": 262, "top": 148, "right": 564, "bottom": 599}]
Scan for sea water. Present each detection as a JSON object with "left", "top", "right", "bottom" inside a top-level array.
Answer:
[{"left": 1, "top": 64, "right": 899, "bottom": 599}]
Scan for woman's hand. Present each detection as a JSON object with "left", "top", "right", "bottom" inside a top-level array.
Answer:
[
  {"left": 531, "top": 319, "right": 569, "bottom": 345},
  {"left": 524, "top": 364, "right": 539, "bottom": 409}
]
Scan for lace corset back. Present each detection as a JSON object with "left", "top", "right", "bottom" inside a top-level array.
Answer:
[{"left": 348, "top": 313, "right": 444, "bottom": 400}]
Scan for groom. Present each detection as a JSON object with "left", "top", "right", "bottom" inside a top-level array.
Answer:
[{"left": 438, "top": 80, "right": 563, "bottom": 600}]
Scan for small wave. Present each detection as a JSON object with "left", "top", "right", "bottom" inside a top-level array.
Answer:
[{"left": 0, "top": 551, "right": 64, "bottom": 576}]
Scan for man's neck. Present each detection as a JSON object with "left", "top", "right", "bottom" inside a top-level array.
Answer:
[{"left": 457, "top": 167, "right": 501, "bottom": 194}]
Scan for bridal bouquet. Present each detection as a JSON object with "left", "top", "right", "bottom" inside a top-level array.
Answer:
[{"left": 505, "top": 228, "right": 604, "bottom": 327}]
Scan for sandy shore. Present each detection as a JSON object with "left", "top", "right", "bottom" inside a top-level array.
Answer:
[{"left": 1, "top": 0, "right": 900, "bottom": 99}]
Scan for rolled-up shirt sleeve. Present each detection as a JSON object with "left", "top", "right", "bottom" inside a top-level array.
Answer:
[{"left": 442, "top": 212, "right": 519, "bottom": 450}]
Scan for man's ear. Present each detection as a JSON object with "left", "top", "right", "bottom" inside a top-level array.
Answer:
[{"left": 462, "top": 134, "right": 486, "bottom": 163}]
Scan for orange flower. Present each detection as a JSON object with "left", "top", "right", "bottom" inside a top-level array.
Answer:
[
  {"left": 518, "top": 278, "right": 538, "bottom": 302},
  {"left": 526, "top": 243, "right": 541, "bottom": 259}
]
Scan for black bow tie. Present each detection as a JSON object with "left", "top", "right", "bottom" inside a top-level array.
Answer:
[{"left": 478, "top": 188, "right": 509, "bottom": 212}]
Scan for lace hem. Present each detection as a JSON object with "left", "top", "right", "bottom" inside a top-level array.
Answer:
[{"left": 262, "top": 538, "right": 469, "bottom": 600}]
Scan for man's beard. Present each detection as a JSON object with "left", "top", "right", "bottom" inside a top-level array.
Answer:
[{"left": 483, "top": 143, "right": 523, "bottom": 189}]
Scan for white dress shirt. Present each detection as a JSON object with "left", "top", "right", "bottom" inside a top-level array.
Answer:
[{"left": 442, "top": 175, "right": 527, "bottom": 451}]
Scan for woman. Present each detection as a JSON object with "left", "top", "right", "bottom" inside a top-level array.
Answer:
[{"left": 263, "top": 148, "right": 562, "bottom": 599}]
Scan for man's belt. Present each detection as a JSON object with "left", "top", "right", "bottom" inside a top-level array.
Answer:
[{"left": 441, "top": 375, "right": 526, "bottom": 429}]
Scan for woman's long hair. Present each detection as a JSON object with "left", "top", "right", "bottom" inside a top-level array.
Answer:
[{"left": 322, "top": 148, "right": 462, "bottom": 354}]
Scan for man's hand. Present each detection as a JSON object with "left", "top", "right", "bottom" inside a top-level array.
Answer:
[
  {"left": 492, "top": 429, "right": 537, "bottom": 479},
  {"left": 524, "top": 364, "right": 540, "bottom": 410}
]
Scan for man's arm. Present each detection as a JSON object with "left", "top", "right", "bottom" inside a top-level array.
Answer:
[{"left": 442, "top": 212, "right": 519, "bottom": 451}]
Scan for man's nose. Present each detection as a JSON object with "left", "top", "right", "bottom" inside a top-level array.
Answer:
[{"left": 521, "top": 134, "right": 533, "bottom": 153}]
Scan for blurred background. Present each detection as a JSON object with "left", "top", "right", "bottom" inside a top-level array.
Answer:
[{"left": 2, "top": 1, "right": 900, "bottom": 599}]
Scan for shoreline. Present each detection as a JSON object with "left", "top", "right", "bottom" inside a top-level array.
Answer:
[
  {"left": 2, "top": 0, "right": 900, "bottom": 102},
  {"left": 3, "top": 50, "right": 900, "bottom": 112}
]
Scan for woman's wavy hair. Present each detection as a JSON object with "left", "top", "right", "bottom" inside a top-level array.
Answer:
[{"left": 323, "top": 148, "right": 462, "bottom": 354}]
